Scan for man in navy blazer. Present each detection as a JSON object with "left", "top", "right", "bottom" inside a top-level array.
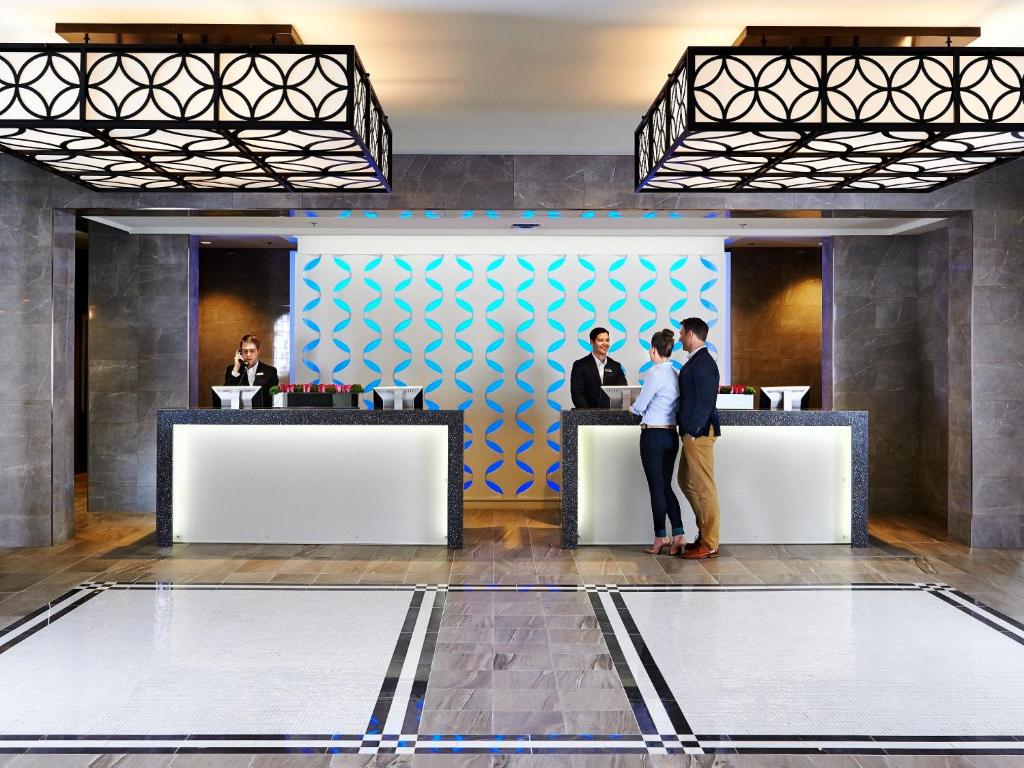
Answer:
[{"left": 675, "top": 317, "right": 721, "bottom": 559}]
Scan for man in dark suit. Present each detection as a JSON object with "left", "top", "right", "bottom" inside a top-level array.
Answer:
[
  {"left": 675, "top": 317, "right": 721, "bottom": 559},
  {"left": 224, "top": 333, "right": 279, "bottom": 408},
  {"left": 570, "top": 327, "right": 628, "bottom": 408}
]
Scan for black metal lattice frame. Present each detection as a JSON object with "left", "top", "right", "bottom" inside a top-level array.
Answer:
[
  {"left": 0, "top": 43, "right": 392, "bottom": 191},
  {"left": 636, "top": 46, "right": 1024, "bottom": 192}
]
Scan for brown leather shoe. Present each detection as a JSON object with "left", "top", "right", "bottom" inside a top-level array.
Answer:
[
  {"left": 683, "top": 537, "right": 701, "bottom": 553},
  {"left": 681, "top": 543, "right": 719, "bottom": 560}
]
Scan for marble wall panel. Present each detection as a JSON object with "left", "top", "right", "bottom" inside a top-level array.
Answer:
[
  {"left": 0, "top": 402, "right": 53, "bottom": 545},
  {"left": 87, "top": 223, "right": 190, "bottom": 513},
  {"left": 0, "top": 158, "right": 81, "bottom": 546},
  {"left": 833, "top": 235, "right": 924, "bottom": 520},
  {"left": 945, "top": 215, "right": 974, "bottom": 543},
  {"left": 51, "top": 210, "right": 77, "bottom": 542},
  {"left": 834, "top": 222, "right": 967, "bottom": 539},
  {"left": 917, "top": 228, "right": 951, "bottom": 524},
  {"left": 512, "top": 156, "right": 587, "bottom": 209},
  {"left": 967, "top": 163, "right": 1024, "bottom": 547}
]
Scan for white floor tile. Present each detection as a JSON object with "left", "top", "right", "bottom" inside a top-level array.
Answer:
[
  {"left": 619, "top": 588, "right": 1024, "bottom": 736},
  {"left": 0, "top": 587, "right": 415, "bottom": 736}
]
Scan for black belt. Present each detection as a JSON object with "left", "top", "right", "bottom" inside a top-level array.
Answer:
[{"left": 640, "top": 424, "right": 674, "bottom": 430}]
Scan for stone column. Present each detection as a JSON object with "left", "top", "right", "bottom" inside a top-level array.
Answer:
[
  {"left": 88, "top": 224, "right": 190, "bottom": 513},
  {"left": 0, "top": 159, "right": 76, "bottom": 545},
  {"left": 970, "top": 164, "right": 1024, "bottom": 547},
  {"left": 946, "top": 215, "right": 973, "bottom": 544},
  {"left": 832, "top": 234, "right": 923, "bottom": 522}
]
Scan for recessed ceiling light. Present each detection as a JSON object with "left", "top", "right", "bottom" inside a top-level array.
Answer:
[{"left": 200, "top": 241, "right": 212, "bottom": 245}]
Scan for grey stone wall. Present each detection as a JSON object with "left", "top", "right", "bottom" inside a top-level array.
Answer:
[
  {"left": 87, "top": 224, "right": 190, "bottom": 513},
  {"left": 3, "top": 150, "right": 1024, "bottom": 546},
  {"left": 0, "top": 160, "right": 76, "bottom": 546},
  {"left": 946, "top": 215, "right": 973, "bottom": 544},
  {"left": 917, "top": 228, "right": 951, "bottom": 523},
  {"left": 51, "top": 210, "right": 77, "bottom": 543},
  {"left": 832, "top": 235, "right": 924, "bottom": 519},
  {"left": 832, "top": 228, "right": 962, "bottom": 528},
  {"left": 971, "top": 175, "right": 1024, "bottom": 547}
]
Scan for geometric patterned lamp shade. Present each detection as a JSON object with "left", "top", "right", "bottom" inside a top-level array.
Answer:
[
  {"left": 0, "top": 34, "right": 391, "bottom": 191},
  {"left": 636, "top": 28, "right": 1024, "bottom": 192}
]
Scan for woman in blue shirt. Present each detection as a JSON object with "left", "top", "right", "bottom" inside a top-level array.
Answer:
[{"left": 630, "top": 329, "right": 685, "bottom": 555}]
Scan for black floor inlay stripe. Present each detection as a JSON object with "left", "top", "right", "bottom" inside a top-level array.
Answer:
[{"left": 0, "top": 582, "right": 1022, "bottom": 755}]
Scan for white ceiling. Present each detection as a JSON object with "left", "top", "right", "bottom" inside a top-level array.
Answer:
[{"left": 6, "top": 1, "right": 1023, "bottom": 154}]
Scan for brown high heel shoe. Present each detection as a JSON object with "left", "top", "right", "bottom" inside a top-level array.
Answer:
[
  {"left": 668, "top": 534, "right": 687, "bottom": 555},
  {"left": 643, "top": 536, "right": 672, "bottom": 555}
]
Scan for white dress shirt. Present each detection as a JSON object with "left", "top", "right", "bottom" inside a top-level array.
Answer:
[{"left": 231, "top": 364, "right": 257, "bottom": 384}]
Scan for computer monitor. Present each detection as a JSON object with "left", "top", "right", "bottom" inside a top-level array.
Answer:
[
  {"left": 760, "top": 385, "right": 811, "bottom": 411},
  {"left": 600, "top": 385, "right": 643, "bottom": 410},
  {"left": 372, "top": 386, "right": 424, "bottom": 410},
  {"left": 211, "top": 386, "right": 263, "bottom": 409}
]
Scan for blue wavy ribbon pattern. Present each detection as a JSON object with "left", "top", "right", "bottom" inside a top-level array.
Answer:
[
  {"left": 422, "top": 256, "right": 445, "bottom": 410},
  {"left": 300, "top": 255, "right": 323, "bottom": 383},
  {"left": 607, "top": 256, "right": 628, "bottom": 357},
  {"left": 392, "top": 257, "right": 414, "bottom": 385},
  {"left": 483, "top": 256, "right": 506, "bottom": 495},
  {"left": 454, "top": 257, "right": 475, "bottom": 490},
  {"left": 330, "top": 257, "right": 352, "bottom": 384},
  {"left": 636, "top": 256, "right": 658, "bottom": 380},
  {"left": 575, "top": 256, "right": 597, "bottom": 352},
  {"left": 669, "top": 256, "right": 690, "bottom": 370},
  {"left": 699, "top": 256, "right": 720, "bottom": 358},
  {"left": 513, "top": 256, "right": 536, "bottom": 496},
  {"left": 361, "top": 256, "right": 384, "bottom": 406},
  {"left": 544, "top": 256, "right": 567, "bottom": 493}
]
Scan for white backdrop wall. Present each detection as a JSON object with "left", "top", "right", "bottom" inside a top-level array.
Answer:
[{"left": 294, "top": 235, "right": 729, "bottom": 501}]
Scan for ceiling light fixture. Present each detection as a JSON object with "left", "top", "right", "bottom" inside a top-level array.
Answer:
[
  {"left": 635, "top": 26, "right": 1024, "bottom": 192},
  {"left": 0, "top": 24, "right": 391, "bottom": 192}
]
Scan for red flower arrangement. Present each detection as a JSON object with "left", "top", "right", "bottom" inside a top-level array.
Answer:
[
  {"left": 719, "top": 385, "right": 756, "bottom": 395},
  {"left": 271, "top": 383, "right": 364, "bottom": 395}
]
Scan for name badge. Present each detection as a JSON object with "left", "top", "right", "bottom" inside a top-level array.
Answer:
[
  {"left": 256, "top": 371, "right": 263, "bottom": 376},
  {"left": 605, "top": 367, "right": 613, "bottom": 374}
]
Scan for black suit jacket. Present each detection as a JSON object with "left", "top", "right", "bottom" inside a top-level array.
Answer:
[
  {"left": 676, "top": 347, "right": 720, "bottom": 438},
  {"left": 224, "top": 361, "right": 279, "bottom": 408},
  {"left": 570, "top": 354, "right": 627, "bottom": 409}
]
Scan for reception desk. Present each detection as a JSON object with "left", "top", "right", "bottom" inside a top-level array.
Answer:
[
  {"left": 156, "top": 409, "right": 464, "bottom": 547},
  {"left": 561, "top": 409, "right": 868, "bottom": 548}
]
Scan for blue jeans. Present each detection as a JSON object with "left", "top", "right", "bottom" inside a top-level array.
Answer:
[{"left": 639, "top": 428, "right": 683, "bottom": 538}]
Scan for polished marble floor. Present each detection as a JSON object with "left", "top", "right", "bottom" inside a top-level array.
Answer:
[{"left": 0, "top": 481, "right": 1023, "bottom": 767}]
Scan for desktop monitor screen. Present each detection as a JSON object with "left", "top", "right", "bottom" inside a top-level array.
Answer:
[
  {"left": 372, "top": 386, "right": 424, "bottom": 410},
  {"left": 211, "top": 386, "right": 264, "bottom": 409}
]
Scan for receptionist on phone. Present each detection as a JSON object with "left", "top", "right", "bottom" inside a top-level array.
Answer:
[{"left": 224, "top": 334, "right": 279, "bottom": 407}]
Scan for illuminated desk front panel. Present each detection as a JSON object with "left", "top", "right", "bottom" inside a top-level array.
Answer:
[
  {"left": 157, "top": 409, "right": 463, "bottom": 547},
  {"left": 561, "top": 409, "right": 867, "bottom": 548}
]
